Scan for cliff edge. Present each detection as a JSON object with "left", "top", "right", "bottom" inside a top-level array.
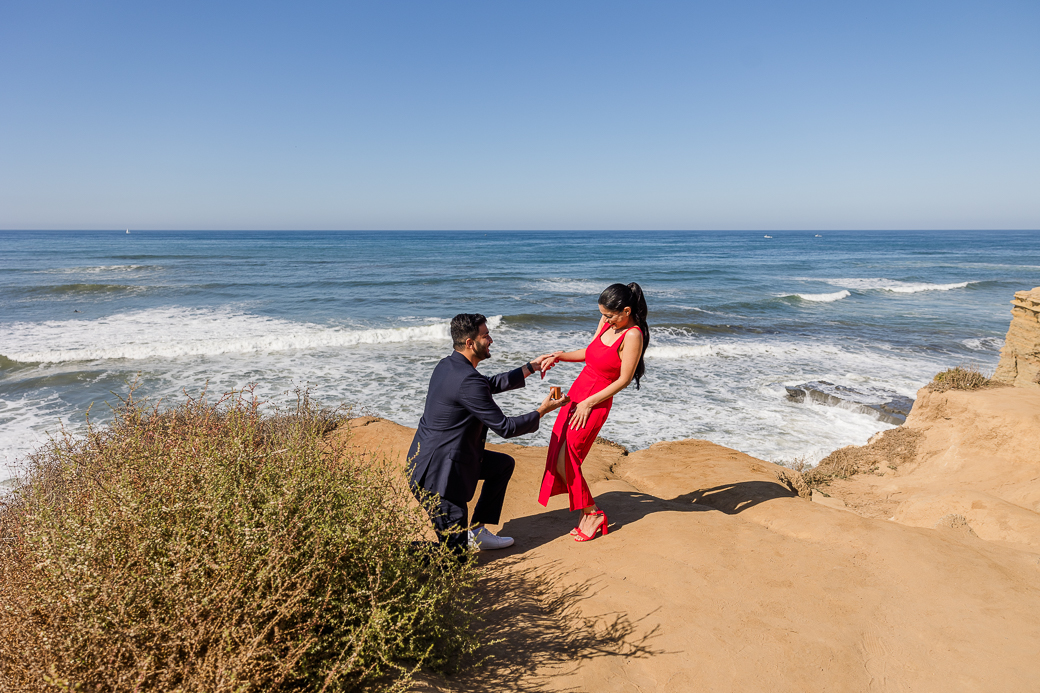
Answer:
[
  {"left": 817, "top": 386, "right": 1040, "bottom": 553},
  {"left": 993, "top": 286, "right": 1040, "bottom": 388},
  {"left": 817, "top": 286, "right": 1040, "bottom": 554}
]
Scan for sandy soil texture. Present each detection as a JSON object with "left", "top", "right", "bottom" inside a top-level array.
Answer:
[
  {"left": 335, "top": 393, "right": 1040, "bottom": 693},
  {"left": 813, "top": 385, "right": 1040, "bottom": 552}
]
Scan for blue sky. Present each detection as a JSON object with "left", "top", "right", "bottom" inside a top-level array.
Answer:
[{"left": 1, "top": 1, "right": 1037, "bottom": 230}]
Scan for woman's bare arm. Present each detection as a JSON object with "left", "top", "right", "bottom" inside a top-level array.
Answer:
[
  {"left": 540, "top": 316, "right": 607, "bottom": 372},
  {"left": 551, "top": 347, "right": 587, "bottom": 363}
]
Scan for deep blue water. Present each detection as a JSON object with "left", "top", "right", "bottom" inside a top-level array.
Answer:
[{"left": 2, "top": 229, "right": 1038, "bottom": 481}]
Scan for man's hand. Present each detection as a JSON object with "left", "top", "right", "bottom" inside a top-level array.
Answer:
[
  {"left": 527, "top": 353, "right": 556, "bottom": 379},
  {"left": 536, "top": 392, "right": 570, "bottom": 418}
]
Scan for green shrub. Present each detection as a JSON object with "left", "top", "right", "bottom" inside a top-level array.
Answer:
[{"left": 0, "top": 388, "right": 480, "bottom": 692}]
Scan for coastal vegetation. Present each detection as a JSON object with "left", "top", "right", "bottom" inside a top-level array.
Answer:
[
  {"left": 0, "top": 389, "right": 480, "bottom": 692},
  {"left": 927, "top": 363, "right": 993, "bottom": 392},
  {"left": 798, "top": 426, "right": 922, "bottom": 488}
]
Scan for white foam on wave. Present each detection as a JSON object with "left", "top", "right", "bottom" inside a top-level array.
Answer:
[
  {"left": 826, "top": 278, "right": 977, "bottom": 294},
  {"left": 0, "top": 392, "right": 62, "bottom": 483},
  {"left": 525, "top": 278, "right": 604, "bottom": 295},
  {"left": 663, "top": 304, "right": 735, "bottom": 316},
  {"left": 646, "top": 341, "right": 841, "bottom": 360},
  {"left": 1, "top": 316, "right": 1000, "bottom": 478},
  {"left": 36, "top": 265, "right": 160, "bottom": 274},
  {"left": 0, "top": 308, "right": 502, "bottom": 364},
  {"left": 566, "top": 334, "right": 944, "bottom": 464},
  {"left": 962, "top": 336, "right": 1004, "bottom": 352},
  {"left": 779, "top": 290, "right": 851, "bottom": 303}
]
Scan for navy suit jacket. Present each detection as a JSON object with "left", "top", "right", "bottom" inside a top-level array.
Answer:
[{"left": 408, "top": 351, "right": 540, "bottom": 504}]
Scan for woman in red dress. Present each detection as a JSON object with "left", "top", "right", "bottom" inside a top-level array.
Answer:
[{"left": 537, "top": 283, "right": 650, "bottom": 542}]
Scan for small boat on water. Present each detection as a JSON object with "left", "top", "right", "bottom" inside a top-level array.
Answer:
[
  {"left": 763, "top": 235, "right": 773, "bottom": 239},
  {"left": 815, "top": 234, "right": 822, "bottom": 237},
  {"left": 125, "top": 229, "right": 130, "bottom": 234}
]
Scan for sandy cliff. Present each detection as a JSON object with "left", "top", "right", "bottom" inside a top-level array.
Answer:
[
  {"left": 821, "top": 283, "right": 1040, "bottom": 555},
  {"left": 335, "top": 413, "right": 1040, "bottom": 693},
  {"left": 821, "top": 387, "right": 1040, "bottom": 553},
  {"left": 993, "top": 286, "right": 1040, "bottom": 388}
]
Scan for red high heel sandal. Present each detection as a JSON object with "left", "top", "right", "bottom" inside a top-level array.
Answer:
[
  {"left": 574, "top": 510, "right": 608, "bottom": 542},
  {"left": 569, "top": 509, "right": 595, "bottom": 536}
]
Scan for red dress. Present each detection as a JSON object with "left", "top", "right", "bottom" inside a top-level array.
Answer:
[{"left": 538, "top": 322, "right": 641, "bottom": 511}]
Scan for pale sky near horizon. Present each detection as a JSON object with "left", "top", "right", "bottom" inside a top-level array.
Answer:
[{"left": 1, "top": 1, "right": 1038, "bottom": 231}]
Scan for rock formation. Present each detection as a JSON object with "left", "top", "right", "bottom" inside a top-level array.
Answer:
[
  {"left": 784, "top": 380, "right": 914, "bottom": 424},
  {"left": 992, "top": 286, "right": 1040, "bottom": 388}
]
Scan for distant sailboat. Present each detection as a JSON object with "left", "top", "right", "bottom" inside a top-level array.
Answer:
[{"left": 126, "top": 229, "right": 130, "bottom": 234}]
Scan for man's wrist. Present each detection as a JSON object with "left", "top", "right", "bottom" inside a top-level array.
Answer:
[{"left": 524, "top": 361, "right": 534, "bottom": 376}]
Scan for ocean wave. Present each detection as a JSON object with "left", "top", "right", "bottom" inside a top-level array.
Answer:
[
  {"left": 495, "top": 313, "right": 588, "bottom": 330},
  {"left": 19, "top": 283, "right": 147, "bottom": 297},
  {"left": 663, "top": 304, "right": 733, "bottom": 316},
  {"left": 0, "top": 391, "right": 63, "bottom": 479},
  {"left": 525, "top": 278, "right": 604, "bottom": 295},
  {"left": 0, "top": 309, "right": 502, "bottom": 364},
  {"left": 962, "top": 337, "right": 1004, "bottom": 352},
  {"left": 645, "top": 341, "right": 840, "bottom": 360},
  {"left": 641, "top": 286, "right": 686, "bottom": 299},
  {"left": 36, "top": 265, "right": 161, "bottom": 274},
  {"left": 0, "top": 329, "right": 974, "bottom": 480},
  {"left": 779, "top": 290, "right": 851, "bottom": 303},
  {"left": 826, "top": 278, "right": 978, "bottom": 294}
]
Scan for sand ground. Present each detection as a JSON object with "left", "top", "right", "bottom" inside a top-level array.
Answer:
[{"left": 335, "top": 386, "right": 1040, "bottom": 693}]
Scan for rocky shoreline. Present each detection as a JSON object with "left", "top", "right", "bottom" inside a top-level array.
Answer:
[{"left": 784, "top": 380, "right": 914, "bottom": 425}]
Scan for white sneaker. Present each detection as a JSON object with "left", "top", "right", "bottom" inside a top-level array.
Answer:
[{"left": 468, "top": 527, "right": 514, "bottom": 550}]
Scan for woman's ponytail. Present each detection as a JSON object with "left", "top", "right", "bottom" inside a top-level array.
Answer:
[{"left": 598, "top": 282, "right": 651, "bottom": 389}]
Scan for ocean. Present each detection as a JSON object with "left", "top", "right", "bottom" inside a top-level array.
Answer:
[{"left": 2, "top": 229, "right": 1038, "bottom": 483}]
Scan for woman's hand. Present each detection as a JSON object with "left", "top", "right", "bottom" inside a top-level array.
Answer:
[
  {"left": 568, "top": 398, "right": 594, "bottom": 430},
  {"left": 539, "top": 351, "right": 564, "bottom": 375}
]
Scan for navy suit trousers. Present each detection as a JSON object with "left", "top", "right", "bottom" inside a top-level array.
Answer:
[{"left": 412, "top": 450, "right": 515, "bottom": 554}]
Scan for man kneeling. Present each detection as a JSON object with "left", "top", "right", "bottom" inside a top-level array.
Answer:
[{"left": 407, "top": 313, "right": 566, "bottom": 553}]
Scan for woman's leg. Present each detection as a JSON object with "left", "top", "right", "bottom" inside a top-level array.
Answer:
[
  {"left": 557, "top": 438, "right": 603, "bottom": 535},
  {"left": 566, "top": 407, "right": 611, "bottom": 537},
  {"left": 538, "top": 403, "right": 573, "bottom": 507},
  {"left": 556, "top": 445, "right": 588, "bottom": 535}
]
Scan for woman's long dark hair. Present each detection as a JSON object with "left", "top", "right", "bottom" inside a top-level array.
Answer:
[{"left": 598, "top": 282, "right": 650, "bottom": 389}]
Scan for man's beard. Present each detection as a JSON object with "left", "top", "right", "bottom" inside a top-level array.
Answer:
[{"left": 474, "top": 343, "right": 491, "bottom": 361}]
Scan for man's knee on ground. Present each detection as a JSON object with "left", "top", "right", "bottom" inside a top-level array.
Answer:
[{"left": 482, "top": 450, "right": 515, "bottom": 480}]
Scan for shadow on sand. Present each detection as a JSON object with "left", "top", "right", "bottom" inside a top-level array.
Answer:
[
  {"left": 413, "top": 556, "right": 665, "bottom": 693},
  {"left": 499, "top": 479, "right": 797, "bottom": 554},
  {"left": 414, "top": 479, "right": 795, "bottom": 690}
]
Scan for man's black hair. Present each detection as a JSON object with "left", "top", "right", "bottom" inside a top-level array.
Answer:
[{"left": 450, "top": 313, "right": 487, "bottom": 350}]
